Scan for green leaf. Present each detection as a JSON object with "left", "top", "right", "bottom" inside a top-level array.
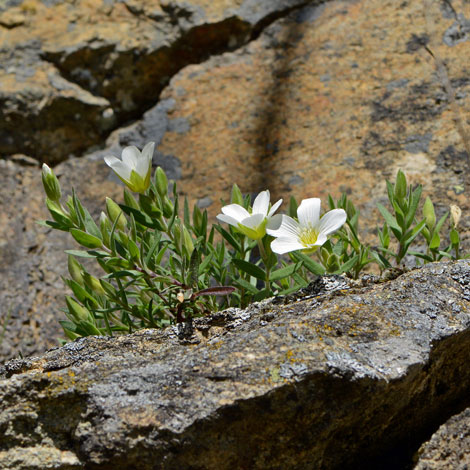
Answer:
[
  {"left": 435, "top": 212, "right": 449, "bottom": 234},
  {"left": 335, "top": 255, "right": 359, "bottom": 274},
  {"left": 270, "top": 263, "right": 302, "bottom": 282},
  {"left": 234, "top": 278, "right": 259, "bottom": 294},
  {"left": 288, "top": 196, "right": 298, "bottom": 218},
  {"left": 127, "top": 238, "right": 140, "bottom": 261},
  {"left": 143, "top": 233, "right": 162, "bottom": 267},
  {"left": 45, "top": 199, "right": 73, "bottom": 228},
  {"left": 290, "top": 251, "right": 325, "bottom": 275},
  {"left": 119, "top": 204, "right": 162, "bottom": 229},
  {"left": 64, "top": 279, "right": 99, "bottom": 307},
  {"left": 404, "top": 184, "right": 422, "bottom": 228},
  {"left": 429, "top": 231, "right": 441, "bottom": 250},
  {"left": 231, "top": 184, "right": 244, "bottom": 205},
  {"left": 215, "top": 225, "right": 241, "bottom": 252},
  {"left": 377, "top": 203, "right": 401, "bottom": 232},
  {"left": 36, "top": 219, "right": 65, "bottom": 232},
  {"left": 188, "top": 248, "right": 199, "bottom": 287},
  {"left": 450, "top": 228, "right": 460, "bottom": 245},
  {"left": 232, "top": 259, "right": 266, "bottom": 280},
  {"left": 70, "top": 229, "right": 103, "bottom": 249}
]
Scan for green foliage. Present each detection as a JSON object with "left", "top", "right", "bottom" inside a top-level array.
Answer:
[{"left": 41, "top": 164, "right": 467, "bottom": 342}]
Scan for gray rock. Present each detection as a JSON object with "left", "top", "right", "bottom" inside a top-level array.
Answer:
[
  {"left": 2, "top": 261, "right": 470, "bottom": 469},
  {"left": 414, "top": 407, "right": 470, "bottom": 469}
]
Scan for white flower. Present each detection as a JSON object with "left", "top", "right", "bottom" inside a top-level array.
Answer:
[
  {"left": 104, "top": 142, "right": 155, "bottom": 193},
  {"left": 267, "top": 198, "right": 346, "bottom": 254},
  {"left": 216, "top": 190, "right": 283, "bottom": 240}
]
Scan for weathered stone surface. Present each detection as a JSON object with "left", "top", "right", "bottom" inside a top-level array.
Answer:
[
  {"left": 2, "top": 261, "right": 470, "bottom": 469},
  {"left": 0, "top": 0, "right": 313, "bottom": 163},
  {"left": 414, "top": 407, "right": 470, "bottom": 469},
  {"left": 150, "top": 0, "right": 470, "bottom": 240}
]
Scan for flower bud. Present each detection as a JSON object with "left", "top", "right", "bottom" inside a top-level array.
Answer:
[
  {"left": 393, "top": 169, "right": 407, "bottom": 202},
  {"left": 83, "top": 272, "right": 105, "bottom": 295},
  {"left": 450, "top": 204, "right": 462, "bottom": 228},
  {"left": 162, "top": 196, "right": 174, "bottom": 218},
  {"left": 155, "top": 167, "right": 168, "bottom": 197},
  {"left": 65, "top": 296, "right": 90, "bottom": 322},
  {"left": 41, "top": 163, "right": 62, "bottom": 202},
  {"left": 183, "top": 224, "right": 194, "bottom": 256},
  {"left": 106, "top": 197, "right": 127, "bottom": 231},
  {"left": 99, "top": 212, "right": 111, "bottom": 247},
  {"left": 67, "top": 255, "right": 84, "bottom": 285},
  {"left": 423, "top": 197, "right": 436, "bottom": 229}
]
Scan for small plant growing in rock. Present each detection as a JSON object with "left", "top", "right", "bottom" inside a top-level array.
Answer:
[{"left": 40, "top": 144, "right": 467, "bottom": 340}]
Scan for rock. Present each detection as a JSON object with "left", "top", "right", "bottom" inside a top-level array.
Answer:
[
  {"left": 0, "top": 0, "right": 312, "bottom": 163},
  {"left": 2, "top": 261, "right": 470, "bottom": 469},
  {"left": 414, "top": 407, "right": 470, "bottom": 469},
  {"left": 150, "top": 0, "right": 470, "bottom": 240}
]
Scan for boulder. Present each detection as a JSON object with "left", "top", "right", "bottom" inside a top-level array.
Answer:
[
  {"left": 0, "top": 0, "right": 313, "bottom": 163},
  {"left": 2, "top": 261, "right": 470, "bottom": 469},
  {"left": 414, "top": 407, "right": 470, "bottom": 469}
]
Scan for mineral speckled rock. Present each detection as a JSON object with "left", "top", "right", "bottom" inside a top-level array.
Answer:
[
  {"left": 2, "top": 261, "right": 470, "bottom": 469},
  {"left": 152, "top": 0, "right": 470, "bottom": 240},
  {"left": 414, "top": 407, "right": 470, "bottom": 469},
  {"left": 0, "top": 0, "right": 313, "bottom": 163}
]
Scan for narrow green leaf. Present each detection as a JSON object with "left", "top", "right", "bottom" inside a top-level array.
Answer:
[
  {"left": 334, "top": 255, "right": 359, "bottom": 275},
  {"left": 270, "top": 263, "right": 302, "bottom": 282},
  {"left": 232, "top": 259, "right": 266, "bottom": 280},
  {"left": 234, "top": 278, "right": 259, "bottom": 294},
  {"left": 290, "top": 251, "right": 325, "bottom": 275},
  {"left": 188, "top": 248, "right": 199, "bottom": 287},
  {"left": 215, "top": 225, "right": 241, "bottom": 252},
  {"left": 377, "top": 203, "right": 400, "bottom": 231}
]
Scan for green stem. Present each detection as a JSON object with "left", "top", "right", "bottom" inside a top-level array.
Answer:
[{"left": 258, "top": 239, "right": 271, "bottom": 294}]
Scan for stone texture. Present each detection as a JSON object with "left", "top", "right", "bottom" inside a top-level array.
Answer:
[
  {"left": 2, "top": 261, "right": 470, "bottom": 469},
  {"left": 0, "top": 0, "right": 313, "bottom": 163},
  {"left": 414, "top": 407, "right": 470, "bottom": 469},
  {"left": 150, "top": 0, "right": 470, "bottom": 241}
]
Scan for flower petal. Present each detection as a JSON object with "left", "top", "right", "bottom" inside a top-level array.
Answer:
[
  {"left": 104, "top": 156, "right": 132, "bottom": 181},
  {"left": 318, "top": 209, "right": 347, "bottom": 236},
  {"left": 252, "top": 190, "right": 270, "bottom": 215},
  {"left": 266, "top": 213, "right": 283, "bottom": 231},
  {"left": 137, "top": 142, "right": 155, "bottom": 177},
  {"left": 216, "top": 213, "right": 240, "bottom": 228},
  {"left": 241, "top": 213, "right": 266, "bottom": 229},
  {"left": 121, "top": 146, "right": 140, "bottom": 169},
  {"left": 268, "top": 198, "right": 283, "bottom": 217},
  {"left": 266, "top": 215, "right": 299, "bottom": 238},
  {"left": 221, "top": 204, "right": 250, "bottom": 222},
  {"left": 271, "top": 237, "right": 305, "bottom": 254},
  {"left": 312, "top": 233, "right": 328, "bottom": 246},
  {"left": 297, "top": 198, "right": 321, "bottom": 228}
]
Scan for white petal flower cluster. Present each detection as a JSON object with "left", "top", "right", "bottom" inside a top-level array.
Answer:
[
  {"left": 104, "top": 142, "right": 155, "bottom": 194},
  {"left": 217, "top": 193, "right": 346, "bottom": 254},
  {"left": 216, "top": 190, "right": 283, "bottom": 240}
]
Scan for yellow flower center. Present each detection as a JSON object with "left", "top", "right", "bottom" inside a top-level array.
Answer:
[{"left": 299, "top": 227, "right": 318, "bottom": 247}]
